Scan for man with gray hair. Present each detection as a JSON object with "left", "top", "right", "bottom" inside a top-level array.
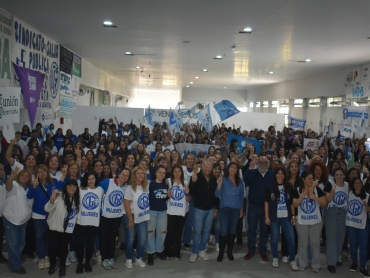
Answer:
[
  {"left": 243, "top": 156, "right": 274, "bottom": 262},
  {"left": 188, "top": 160, "right": 220, "bottom": 263}
]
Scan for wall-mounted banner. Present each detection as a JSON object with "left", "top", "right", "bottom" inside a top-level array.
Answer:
[
  {"left": 175, "top": 143, "right": 217, "bottom": 159},
  {"left": 59, "top": 94, "right": 73, "bottom": 118},
  {"left": 71, "top": 75, "right": 79, "bottom": 109},
  {"left": 13, "top": 63, "right": 45, "bottom": 127},
  {"left": 60, "top": 45, "right": 73, "bottom": 74},
  {"left": 303, "top": 138, "right": 322, "bottom": 151},
  {"left": 59, "top": 72, "right": 72, "bottom": 97},
  {"left": 342, "top": 106, "right": 369, "bottom": 127},
  {"left": 287, "top": 115, "right": 306, "bottom": 130},
  {"left": 0, "top": 10, "right": 12, "bottom": 86},
  {"left": 72, "top": 53, "right": 81, "bottom": 77},
  {"left": 102, "top": 90, "right": 110, "bottom": 105},
  {"left": 41, "top": 108, "right": 53, "bottom": 135},
  {"left": 12, "top": 17, "right": 59, "bottom": 109},
  {"left": 0, "top": 86, "right": 21, "bottom": 126}
]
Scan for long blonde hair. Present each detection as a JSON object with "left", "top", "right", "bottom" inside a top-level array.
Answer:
[
  {"left": 34, "top": 164, "right": 53, "bottom": 185},
  {"left": 130, "top": 166, "right": 148, "bottom": 192}
]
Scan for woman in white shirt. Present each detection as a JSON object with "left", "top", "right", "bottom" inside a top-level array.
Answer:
[
  {"left": 3, "top": 168, "right": 33, "bottom": 274},
  {"left": 75, "top": 172, "right": 104, "bottom": 274},
  {"left": 45, "top": 179, "right": 79, "bottom": 277},
  {"left": 123, "top": 166, "right": 150, "bottom": 269}
]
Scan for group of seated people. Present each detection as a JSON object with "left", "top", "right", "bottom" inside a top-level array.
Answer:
[{"left": 0, "top": 118, "right": 370, "bottom": 277}]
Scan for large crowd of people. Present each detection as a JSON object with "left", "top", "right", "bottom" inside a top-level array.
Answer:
[{"left": 0, "top": 117, "right": 370, "bottom": 277}]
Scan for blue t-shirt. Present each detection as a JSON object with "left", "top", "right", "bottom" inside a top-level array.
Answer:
[{"left": 148, "top": 181, "right": 168, "bottom": 211}]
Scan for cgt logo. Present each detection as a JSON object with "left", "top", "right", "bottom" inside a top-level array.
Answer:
[
  {"left": 332, "top": 191, "right": 347, "bottom": 206},
  {"left": 82, "top": 192, "right": 100, "bottom": 210},
  {"left": 348, "top": 199, "right": 363, "bottom": 216},
  {"left": 300, "top": 198, "right": 316, "bottom": 214},
  {"left": 171, "top": 186, "right": 184, "bottom": 201},
  {"left": 108, "top": 190, "right": 124, "bottom": 207},
  {"left": 138, "top": 193, "right": 149, "bottom": 210}
]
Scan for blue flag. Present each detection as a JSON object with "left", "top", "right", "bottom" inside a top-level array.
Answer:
[
  {"left": 178, "top": 102, "right": 199, "bottom": 117},
  {"left": 144, "top": 104, "right": 154, "bottom": 127},
  {"left": 196, "top": 104, "right": 213, "bottom": 133},
  {"left": 213, "top": 100, "right": 240, "bottom": 121},
  {"left": 169, "top": 108, "right": 181, "bottom": 132}
]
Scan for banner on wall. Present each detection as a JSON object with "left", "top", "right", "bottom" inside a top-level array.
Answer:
[
  {"left": 0, "top": 87, "right": 21, "bottom": 126},
  {"left": 72, "top": 53, "right": 81, "bottom": 77},
  {"left": 351, "top": 117, "right": 364, "bottom": 137},
  {"left": 287, "top": 115, "right": 306, "bottom": 130},
  {"left": 342, "top": 106, "right": 369, "bottom": 126},
  {"left": 0, "top": 10, "right": 12, "bottom": 86},
  {"left": 71, "top": 75, "right": 79, "bottom": 109},
  {"left": 226, "top": 133, "right": 262, "bottom": 154},
  {"left": 12, "top": 17, "right": 60, "bottom": 109},
  {"left": 60, "top": 94, "right": 73, "bottom": 118},
  {"left": 59, "top": 72, "right": 72, "bottom": 97},
  {"left": 175, "top": 143, "right": 217, "bottom": 158},
  {"left": 60, "top": 45, "right": 73, "bottom": 75},
  {"left": 303, "top": 138, "right": 322, "bottom": 151},
  {"left": 41, "top": 108, "right": 53, "bottom": 135},
  {"left": 102, "top": 90, "right": 110, "bottom": 105},
  {"left": 13, "top": 63, "right": 45, "bottom": 127}
]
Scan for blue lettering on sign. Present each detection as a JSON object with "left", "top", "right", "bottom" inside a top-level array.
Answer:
[
  {"left": 171, "top": 186, "right": 184, "bottom": 201},
  {"left": 138, "top": 193, "right": 149, "bottom": 210},
  {"left": 170, "top": 202, "right": 184, "bottom": 207},
  {"left": 333, "top": 191, "right": 347, "bottom": 206},
  {"left": 278, "top": 190, "right": 285, "bottom": 205},
  {"left": 346, "top": 216, "right": 362, "bottom": 224},
  {"left": 108, "top": 190, "right": 124, "bottom": 207},
  {"left": 352, "top": 86, "right": 365, "bottom": 98},
  {"left": 82, "top": 192, "right": 99, "bottom": 210},
  {"left": 300, "top": 198, "right": 316, "bottom": 214},
  {"left": 348, "top": 199, "right": 363, "bottom": 216}
]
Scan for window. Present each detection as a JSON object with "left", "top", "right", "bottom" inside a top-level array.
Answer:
[
  {"left": 308, "top": 98, "right": 320, "bottom": 107},
  {"left": 327, "top": 96, "right": 343, "bottom": 107},
  {"left": 256, "top": 102, "right": 260, "bottom": 108},
  {"left": 271, "top": 100, "right": 278, "bottom": 107},
  {"left": 249, "top": 102, "right": 254, "bottom": 108},
  {"left": 262, "top": 101, "right": 269, "bottom": 108},
  {"left": 279, "top": 107, "right": 289, "bottom": 114},
  {"left": 293, "top": 99, "right": 303, "bottom": 107}
]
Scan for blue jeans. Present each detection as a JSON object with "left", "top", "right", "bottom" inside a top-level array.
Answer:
[
  {"left": 146, "top": 210, "right": 167, "bottom": 254},
  {"left": 192, "top": 207, "right": 214, "bottom": 254},
  {"left": 33, "top": 218, "right": 48, "bottom": 259},
  {"left": 348, "top": 222, "right": 370, "bottom": 269},
  {"left": 270, "top": 217, "right": 295, "bottom": 261},
  {"left": 3, "top": 217, "right": 27, "bottom": 271},
  {"left": 323, "top": 208, "right": 346, "bottom": 265},
  {"left": 247, "top": 204, "right": 268, "bottom": 254},
  {"left": 219, "top": 207, "right": 240, "bottom": 236},
  {"left": 121, "top": 214, "right": 147, "bottom": 260},
  {"left": 183, "top": 199, "right": 194, "bottom": 244}
]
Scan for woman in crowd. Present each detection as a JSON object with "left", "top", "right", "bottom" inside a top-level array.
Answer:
[
  {"left": 210, "top": 162, "right": 222, "bottom": 251},
  {"left": 146, "top": 166, "right": 169, "bottom": 265},
  {"left": 122, "top": 153, "right": 136, "bottom": 171},
  {"left": 102, "top": 163, "right": 112, "bottom": 180},
  {"left": 23, "top": 138, "right": 39, "bottom": 158},
  {"left": 53, "top": 129, "right": 65, "bottom": 151},
  {"left": 75, "top": 172, "right": 103, "bottom": 274},
  {"left": 328, "top": 160, "right": 341, "bottom": 182},
  {"left": 58, "top": 141, "right": 74, "bottom": 157},
  {"left": 346, "top": 177, "right": 370, "bottom": 277},
  {"left": 110, "top": 158, "right": 120, "bottom": 178},
  {"left": 345, "top": 167, "right": 360, "bottom": 183},
  {"left": 21, "top": 125, "right": 31, "bottom": 142},
  {"left": 85, "top": 150, "right": 95, "bottom": 163},
  {"left": 360, "top": 154, "right": 370, "bottom": 177},
  {"left": 135, "top": 143, "right": 147, "bottom": 162},
  {"left": 91, "top": 159, "right": 104, "bottom": 183},
  {"left": 45, "top": 154, "right": 63, "bottom": 180},
  {"left": 215, "top": 162, "right": 243, "bottom": 262},
  {"left": 323, "top": 168, "right": 348, "bottom": 273},
  {"left": 59, "top": 161, "right": 82, "bottom": 186},
  {"left": 3, "top": 168, "right": 33, "bottom": 274},
  {"left": 170, "top": 150, "right": 183, "bottom": 168},
  {"left": 265, "top": 166, "right": 298, "bottom": 270},
  {"left": 123, "top": 166, "right": 150, "bottom": 268},
  {"left": 45, "top": 179, "right": 80, "bottom": 277},
  {"left": 80, "top": 155, "right": 90, "bottom": 177},
  {"left": 116, "top": 141, "right": 130, "bottom": 158},
  {"left": 106, "top": 141, "right": 116, "bottom": 159},
  {"left": 293, "top": 171, "right": 327, "bottom": 272},
  {"left": 138, "top": 160, "right": 151, "bottom": 181},
  {"left": 165, "top": 165, "right": 190, "bottom": 259}
]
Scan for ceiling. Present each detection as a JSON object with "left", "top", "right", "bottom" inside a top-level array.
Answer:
[{"left": 2, "top": 0, "right": 370, "bottom": 94}]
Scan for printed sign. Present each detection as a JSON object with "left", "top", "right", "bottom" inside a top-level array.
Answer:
[
  {"left": 0, "top": 86, "right": 21, "bottom": 126},
  {"left": 72, "top": 53, "right": 81, "bottom": 77},
  {"left": 59, "top": 94, "right": 73, "bottom": 119},
  {"left": 0, "top": 10, "right": 12, "bottom": 86},
  {"left": 303, "top": 138, "right": 322, "bottom": 151},
  {"left": 175, "top": 143, "right": 217, "bottom": 159},
  {"left": 41, "top": 108, "right": 53, "bottom": 135},
  {"left": 287, "top": 115, "right": 306, "bottom": 130},
  {"left": 226, "top": 133, "right": 263, "bottom": 154}
]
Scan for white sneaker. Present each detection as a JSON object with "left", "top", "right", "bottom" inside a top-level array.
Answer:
[
  {"left": 65, "top": 256, "right": 71, "bottom": 266},
  {"left": 68, "top": 251, "right": 77, "bottom": 263},
  {"left": 96, "top": 251, "right": 102, "bottom": 264},
  {"left": 38, "top": 258, "right": 45, "bottom": 269},
  {"left": 135, "top": 257, "right": 146, "bottom": 268},
  {"left": 189, "top": 253, "right": 197, "bottom": 263},
  {"left": 209, "top": 235, "right": 215, "bottom": 245},
  {"left": 215, "top": 243, "right": 219, "bottom": 252},
  {"left": 290, "top": 261, "right": 298, "bottom": 271},
  {"left": 198, "top": 250, "right": 209, "bottom": 261},
  {"left": 282, "top": 256, "right": 288, "bottom": 263},
  {"left": 44, "top": 257, "right": 50, "bottom": 268},
  {"left": 126, "top": 259, "right": 133, "bottom": 269},
  {"left": 272, "top": 258, "right": 279, "bottom": 268}
]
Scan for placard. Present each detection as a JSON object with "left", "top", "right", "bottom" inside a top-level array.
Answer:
[
  {"left": 0, "top": 86, "right": 21, "bottom": 126},
  {"left": 60, "top": 45, "right": 73, "bottom": 74},
  {"left": 0, "top": 10, "right": 12, "bottom": 86}
]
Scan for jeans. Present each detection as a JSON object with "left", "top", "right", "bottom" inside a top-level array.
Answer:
[
  {"left": 48, "top": 230, "right": 71, "bottom": 267},
  {"left": 247, "top": 204, "right": 268, "bottom": 254},
  {"left": 74, "top": 224, "right": 98, "bottom": 264},
  {"left": 3, "top": 217, "right": 27, "bottom": 271},
  {"left": 98, "top": 216, "right": 121, "bottom": 261},
  {"left": 270, "top": 217, "right": 295, "bottom": 261},
  {"left": 183, "top": 199, "right": 194, "bottom": 244},
  {"left": 165, "top": 214, "right": 186, "bottom": 257},
  {"left": 33, "top": 218, "right": 48, "bottom": 259},
  {"left": 323, "top": 208, "right": 346, "bottom": 265},
  {"left": 146, "top": 210, "right": 167, "bottom": 254},
  {"left": 219, "top": 207, "right": 240, "bottom": 236},
  {"left": 348, "top": 222, "right": 370, "bottom": 269},
  {"left": 213, "top": 213, "right": 220, "bottom": 244},
  {"left": 192, "top": 207, "right": 214, "bottom": 254},
  {"left": 121, "top": 214, "right": 147, "bottom": 260}
]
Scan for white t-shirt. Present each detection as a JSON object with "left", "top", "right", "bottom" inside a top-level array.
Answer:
[
  {"left": 0, "top": 183, "right": 6, "bottom": 216},
  {"left": 77, "top": 187, "right": 104, "bottom": 226},
  {"left": 167, "top": 182, "right": 189, "bottom": 216},
  {"left": 2, "top": 181, "right": 33, "bottom": 225},
  {"left": 124, "top": 185, "right": 150, "bottom": 223},
  {"left": 327, "top": 182, "right": 349, "bottom": 210},
  {"left": 277, "top": 185, "right": 288, "bottom": 218},
  {"left": 346, "top": 191, "right": 369, "bottom": 229},
  {"left": 50, "top": 170, "right": 62, "bottom": 181}
]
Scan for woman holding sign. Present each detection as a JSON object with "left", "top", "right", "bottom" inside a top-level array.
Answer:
[
  {"left": 293, "top": 171, "right": 327, "bottom": 272},
  {"left": 346, "top": 177, "right": 370, "bottom": 277},
  {"left": 215, "top": 162, "right": 244, "bottom": 262},
  {"left": 323, "top": 168, "right": 348, "bottom": 273}
]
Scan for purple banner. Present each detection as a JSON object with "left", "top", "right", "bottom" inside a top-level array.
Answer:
[{"left": 13, "top": 63, "right": 45, "bottom": 128}]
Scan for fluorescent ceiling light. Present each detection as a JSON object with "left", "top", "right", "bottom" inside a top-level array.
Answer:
[
  {"left": 136, "top": 66, "right": 141, "bottom": 69},
  {"left": 125, "top": 52, "right": 132, "bottom": 55},
  {"left": 186, "top": 85, "right": 189, "bottom": 87},
  {"left": 103, "top": 21, "right": 113, "bottom": 25},
  {"left": 269, "top": 71, "right": 273, "bottom": 74},
  {"left": 195, "top": 76, "right": 200, "bottom": 79},
  {"left": 202, "top": 69, "right": 208, "bottom": 72},
  {"left": 243, "top": 27, "right": 252, "bottom": 32},
  {"left": 190, "top": 82, "right": 193, "bottom": 84},
  {"left": 305, "top": 59, "right": 311, "bottom": 62}
]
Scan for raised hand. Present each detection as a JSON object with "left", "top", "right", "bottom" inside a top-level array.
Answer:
[
  {"left": 10, "top": 167, "right": 19, "bottom": 179},
  {"left": 32, "top": 174, "right": 39, "bottom": 188},
  {"left": 192, "top": 170, "right": 198, "bottom": 182},
  {"left": 217, "top": 175, "right": 223, "bottom": 189},
  {"left": 10, "top": 138, "right": 16, "bottom": 145},
  {"left": 75, "top": 149, "right": 82, "bottom": 157},
  {"left": 50, "top": 189, "right": 59, "bottom": 204}
]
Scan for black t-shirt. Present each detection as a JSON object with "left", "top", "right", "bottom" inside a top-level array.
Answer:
[{"left": 148, "top": 181, "right": 169, "bottom": 211}]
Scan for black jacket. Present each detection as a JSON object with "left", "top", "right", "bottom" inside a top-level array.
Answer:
[{"left": 189, "top": 172, "right": 219, "bottom": 210}]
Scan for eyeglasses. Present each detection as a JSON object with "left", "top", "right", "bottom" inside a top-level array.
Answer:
[{"left": 37, "top": 170, "right": 47, "bottom": 174}]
